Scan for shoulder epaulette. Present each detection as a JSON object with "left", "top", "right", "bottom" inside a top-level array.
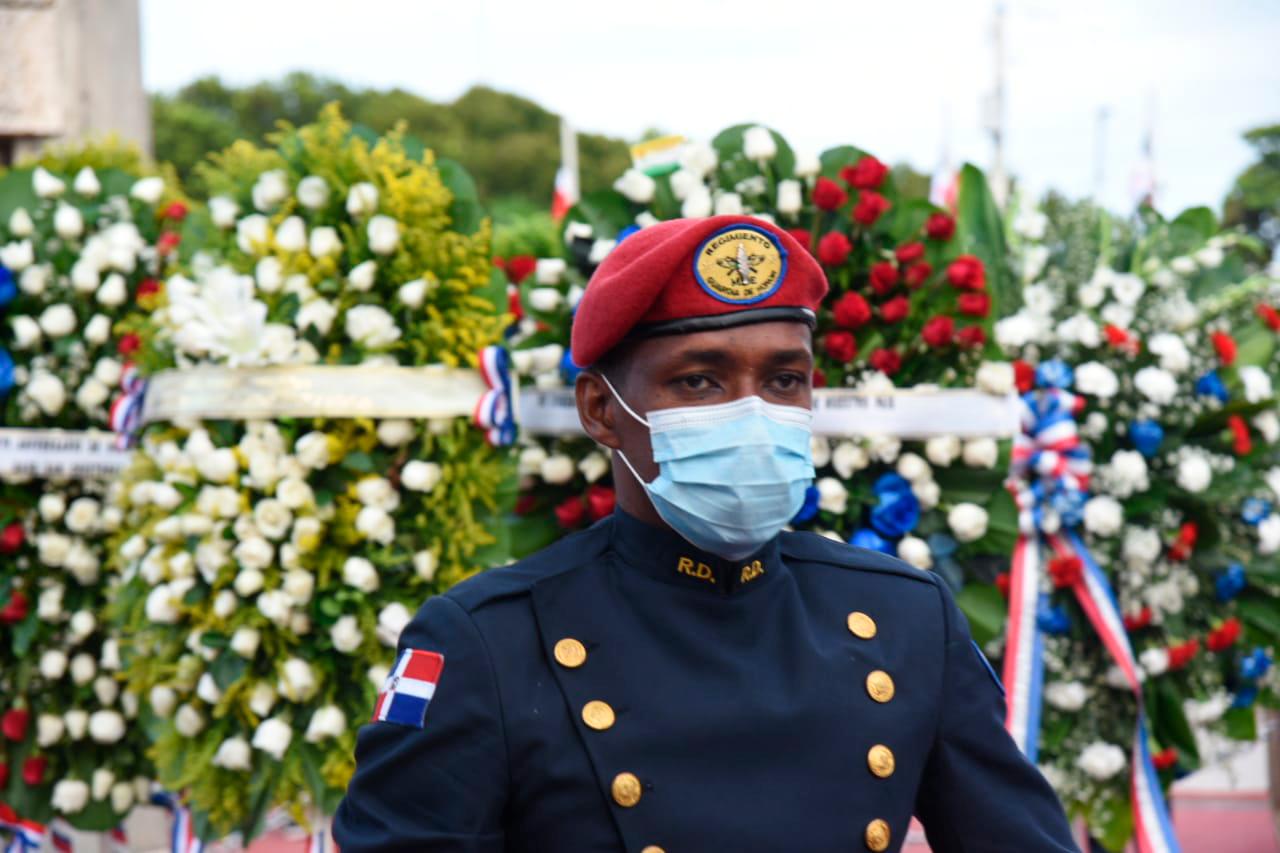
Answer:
[{"left": 779, "top": 530, "right": 936, "bottom": 585}]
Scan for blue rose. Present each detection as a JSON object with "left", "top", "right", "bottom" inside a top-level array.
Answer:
[
  {"left": 615, "top": 225, "right": 641, "bottom": 244},
  {"left": 1240, "top": 647, "right": 1272, "bottom": 681},
  {"left": 872, "top": 472, "right": 913, "bottom": 498},
  {"left": 1036, "top": 601, "right": 1071, "bottom": 635},
  {"left": 1129, "top": 419, "right": 1164, "bottom": 458},
  {"left": 850, "top": 528, "right": 894, "bottom": 555},
  {"left": 790, "top": 485, "right": 820, "bottom": 524},
  {"left": 1035, "top": 359, "right": 1074, "bottom": 389},
  {"left": 0, "top": 349, "right": 12, "bottom": 396},
  {"left": 1214, "top": 563, "right": 1247, "bottom": 602},
  {"left": 0, "top": 265, "right": 15, "bottom": 307},
  {"left": 1195, "top": 371, "right": 1229, "bottom": 402},
  {"left": 560, "top": 348, "right": 583, "bottom": 383},
  {"left": 870, "top": 489, "right": 921, "bottom": 538},
  {"left": 1242, "top": 498, "right": 1271, "bottom": 525},
  {"left": 1231, "top": 686, "right": 1258, "bottom": 709}
]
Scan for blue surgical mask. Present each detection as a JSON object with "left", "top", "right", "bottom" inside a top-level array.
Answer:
[{"left": 601, "top": 375, "right": 815, "bottom": 561}]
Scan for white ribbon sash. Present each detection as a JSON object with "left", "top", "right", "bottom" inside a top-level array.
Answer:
[{"left": 0, "top": 428, "right": 131, "bottom": 477}]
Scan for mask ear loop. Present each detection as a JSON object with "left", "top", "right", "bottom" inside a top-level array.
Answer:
[{"left": 595, "top": 371, "right": 652, "bottom": 487}]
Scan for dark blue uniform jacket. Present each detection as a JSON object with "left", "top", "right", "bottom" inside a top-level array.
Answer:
[{"left": 335, "top": 510, "right": 1078, "bottom": 852}]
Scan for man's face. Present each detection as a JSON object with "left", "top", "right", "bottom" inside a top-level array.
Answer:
[{"left": 576, "top": 320, "right": 814, "bottom": 482}]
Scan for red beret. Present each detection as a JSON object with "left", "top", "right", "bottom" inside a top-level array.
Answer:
[{"left": 570, "top": 215, "right": 828, "bottom": 367}]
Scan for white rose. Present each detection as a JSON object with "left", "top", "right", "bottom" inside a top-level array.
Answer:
[
  {"left": 397, "top": 278, "right": 427, "bottom": 308},
  {"left": 278, "top": 657, "right": 318, "bottom": 701},
  {"left": 64, "top": 710, "right": 88, "bottom": 740},
  {"left": 962, "top": 438, "right": 999, "bottom": 469},
  {"left": 69, "top": 652, "right": 95, "bottom": 685},
  {"left": 93, "top": 674, "right": 119, "bottom": 706},
  {"left": 1176, "top": 454, "right": 1213, "bottom": 494},
  {"left": 535, "top": 258, "right": 567, "bottom": 284},
  {"left": 1109, "top": 273, "right": 1145, "bottom": 306},
  {"left": 613, "top": 169, "right": 656, "bottom": 203},
  {"left": 251, "top": 716, "right": 293, "bottom": 760},
  {"left": 681, "top": 187, "right": 713, "bottom": 219},
  {"left": 209, "top": 196, "right": 239, "bottom": 229},
  {"left": 1133, "top": 367, "right": 1177, "bottom": 405},
  {"left": 947, "top": 503, "right": 989, "bottom": 543},
  {"left": 294, "top": 432, "right": 332, "bottom": 470},
  {"left": 345, "top": 304, "right": 402, "bottom": 348},
  {"left": 39, "top": 304, "right": 77, "bottom": 337},
  {"left": 1073, "top": 362, "right": 1119, "bottom": 398},
  {"left": 100, "top": 639, "right": 121, "bottom": 671},
  {"left": 64, "top": 542, "right": 100, "bottom": 584},
  {"left": 54, "top": 203, "right": 84, "bottom": 239},
  {"left": 540, "top": 454, "right": 576, "bottom": 485},
  {"left": 69, "top": 609, "right": 96, "bottom": 639},
  {"left": 234, "top": 536, "right": 274, "bottom": 571},
  {"left": 895, "top": 453, "right": 931, "bottom": 485},
  {"left": 110, "top": 782, "right": 135, "bottom": 813},
  {"left": 40, "top": 649, "right": 69, "bottom": 680},
  {"left": 517, "top": 445, "right": 548, "bottom": 475},
  {"left": 37, "top": 585, "right": 64, "bottom": 621},
  {"left": 37, "top": 531, "right": 72, "bottom": 566},
  {"left": 248, "top": 682, "right": 277, "bottom": 718},
  {"left": 1147, "top": 333, "right": 1191, "bottom": 373},
  {"left": 1240, "top": 366, "right": 1273, "bottom": 403},
  {"left": 304, "top": 705, "right": 347, "bottom": 743},
  {"left": 775, "top": 179, "right": 802, "bottom": 215},
  {"left": 1044, "top": 681, "right": 1087, "bottom": 711},
  {"left": 250, "top": 256, "right": 283, "bottom": 293},
  {"left": 233, "top": 568, "right": 265, "bottom": 598},
  {"left": 528, "top": 287, "right": 562, "bottom": 312},
  {"left": 742, "top": 126, "right": 777, "bottom": 161},
  {"left": 1076, "top": 741, "right": 1126, "bottom": 781},
  {"left": 832, "top": 442, "right": 870, "bottom": 479},
  {"left": 20, "top": 263, "right": 50, "bottom": 295},
  {"left": 253, "top": 498, "right": 293, "bottom": 541},
  {"left": 367, "top": 215, "right": 401, "bottom": 255},
  {"left": 296, "top": 175, "right": 330, "bottom": 209},
  {"left": 75, "top": 378, "right": 110, "bottom": 412},
  {"left": 817, "top": 477, "right": 848, "bottom": 514},
  {"left": 401, "top": 460, "right": 443, "bottom": 492},
  {"left": 130, "top": 176, "right": 165, "bottom": 204},
  {"left": 1100, "top": 450, "right": 1149, "bottom": 498},
  {"left": 52, "top": 779, "right": 89, "bottom": 814},
  {"left": 1139, "top": 647, "right": 1170, "bottom": 676},
  {"left": 274, "top": 216, "right": 307, "bottom": 252},
  {"left": 1194, "top": 244, "right": 1224, "bottom": 268},
  {"left": 349, "top": 260, "right": 378, "bottom": 292},
  {"left": 33, "top": 166, "right": 66, "bottom": 198},
  {"left": 924, "top": 436, "right": 962, "bottom": 467},
  {"left": 356, "top": 506, "right": 395, "bottom": 544},
  {"left": 212, "top": 736, "right": 253, "bottom": 771},
  {"left": 309, "top": 226, "right": 342, "bottom": 258},
  {"left": 1184, "top": 693, "right": 1232, "bottom": 725},
  {"left": 84, "top": 314, "right": 111, "bottom": 345},
  {"left": 413, "top": 550, "right": 438, "bottom": 581},
  {"left": 376, "top": 419, "right": 414, "bottom": 447},
  {"left": 1253, "top": 411, "right": 1280, "bottom": 444},
  {"left": 867, "top": 433, "right": 901, "bottom": 463},
  {"left": 195, "top": 672, "right": 222, "bottom": 704},
  {"left": 251, "top": 170, "right": 288, "bottom": 211},
  {"left": 376, "top": 602, "right": 413, "bottom": 647},
  {"left": 257, "top": 589, "right": 293, "bottom": 626},
  {"left": 235, "top": 213, "right": 271, "bottom": 254},
  {"left": 88, "top": 709, "right": 125, "bottom": 744},
  {"left": 915, "top": 477, "right": 940, "bottom": 511},
  {"left": 1122, "top": 527, "right": 1162, "bottom": 565},
  {"left": 11, "top": 315, "right": 42, "bottom": 349},
  {"left": 346, "top": 182, "right": 379, "bottom": 217},
  {"left": 0, "top": 240, "right": 33, "bottom": 271},
  {"left": 975, "top": 362, "right": 1015, "bottom": 395},
  {"left": 282, "top": 569, "right": 315, "bottom": 605},
  {"left": 149, "top": 686, "right": 178, "bottom": 717},
  {"left": 8, "top": 207, "right": 34, "bottom": 236},
  {"left": 343, "top": 556, "right": 380, "bottom": 593},
  {"left": 713, "top": 192, "right": 744, "bottom": 216},
  {"left": 230, "top": 627, "right": 261, "bottom": 659},
  {"left": 897, "top": 536, "right": 932, "bottom": 570},
  {"left": 330, "top": 615, "right": 363, "bottom": 653},
  {"left": 93, "top": 357, "right": 122, "bottom": 387},
  {"left": 668, "top": 168, "right": 701, "bottom": 201},
  {"left": 1257, "top": 514, "right": 1280, "bottom": 555},
  {"left": 37, "top": 713, "right": 66, "bottom": 746},
  {"left": 39, "top": 492, "right": 67, "bottom": 523},
  {"left": 1082, "top": 496, "right": 1123, "bottom": 536},
  {"left": 578, "top": 452, "right": 609, "bottom": 484},
  {"left": 211, "top": 589, "right": 237, "bottom": 620}
]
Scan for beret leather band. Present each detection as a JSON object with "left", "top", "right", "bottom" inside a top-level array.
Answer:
[{"left": 627, "top": 305, "right": 818, "bottom": 342}]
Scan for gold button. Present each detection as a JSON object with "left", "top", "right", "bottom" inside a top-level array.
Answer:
[
  {"left": 554, "top": 638, "right": 587, "bottom": 668},
  {"left": 865, "top": 818, "right": 891, "bottom": 852},
  {"left": 582, "top": 700, "right": 616, "bottom": 731},
  {"left": 612, "top": 772, "right": 642, "bottom": 807},
  {"left": 640, "top": 848, "right": 665, "bottom": 853},
  {"left": 867, "top": 744, "right": 895, "bottom": 778},
  {"left": 866, "top": 670, "right": 895, "bottom": 703},
  {"left": 847, "top": 611, "right": 877, "bottom": 639}
]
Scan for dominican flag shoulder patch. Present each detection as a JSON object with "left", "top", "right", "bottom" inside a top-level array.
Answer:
[{"left": 373, "top": 649, "right": 445, "bottom": 728}]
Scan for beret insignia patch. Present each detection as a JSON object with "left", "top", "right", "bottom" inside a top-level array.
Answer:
[{"left": 692, "top": 224, "right": 788, "bottom": 305}]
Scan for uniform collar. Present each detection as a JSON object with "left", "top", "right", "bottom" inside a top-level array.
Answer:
[{"left": 608, "top": 509, "right": 783, "bottom": 596}]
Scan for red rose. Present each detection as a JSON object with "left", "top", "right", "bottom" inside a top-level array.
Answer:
[
  {"left": 21, "top": 756, "right": 46, "bottom": 786},
  {"left": 786, "top": 228, "right": 812, "bottom": 252},
  {"left": 812, "top": 177, "right": 849, "bottom": 212},
  {"left": 1123, "top": 607, "right": 1152, "bottom": 631},
  {"left": 852, "top": 191, "right": 891, "bottom": 226},
  {"left": 895, "top": 242, "right": 925, "bottom": 264},
  {"left": 868, "top": 348, "right": 902, "bottom": 376},
  {"left": 946, "top": 255, "right": 986, "bottom": 290},
  {"left": 507, "top": 288, "right": 524, "bottom": 321},
  {"left": 1211, "top": 331, "right": 1237, "bottom": 366},
  {"left": 492, "top": 256, "right": 507, "bottom": 271},
  {"left": 1048, "top": 555, "right": 1083, "bottom": 588},
  {"left": 868, "top": 262, "right": 899, "bottom": 294},
  {"left": 1166, "top": 638, "right": 1200, "bottom": 671},
  {"left": 2, "top": 708, "right": 29, "bottom": 742},
  {"left": 956, "top": 325, "right": 986, "bottom": 348},
  {"left": 1228, "top": 414, "right": 1252, "bottom": 455},
  {"left": 1255, "top": 303, "right": 1280, "bottom": 331},
  {"left": 958, "top": 292, "right": 991, "bottom": 317},
  {"left": 812, "top": 368, "right": 827, "bottom": 388},
  {"left": 1207, "top": 617, "right": 1242, "bottom": 652},
  {"left": 554, "top": 496, "right": 586, "bottom": 529},
  {"left": 513, "top": 494, "right": 537, "bottom": 516},
  {"left": 1013, "top": 360, "right": 1035, "bottom": 393},
  {"left": 832, "top": 292, "right": 872, "bottom": 329},
  {"left": 505, "top": 255, "right": 537, "bottom": 284},
  {"left": 0, "top": 761, "right": 6, "bottom": 789},
  {"left": 0, "top": 590, "right": 27, "bottom": 625},
  {"left": 995, "top": 572, "right": 1011, "bottom": 600},
  {"left": 137, "top": 278, "right": 162, "bottom": 299},
  {"left": 823, "top": 331, "right": 858, "bottom": 363},
  {"left": 879, "top": 297, "right": 909, "bottom": 324},
  {"left": 0, "top": 522, "right": 23, "bottom": 555},
  {"left": 921, "top": 316, "right": 954, "bottom": 348},
  {"left": 586, "top": 485, "right": 615, "bottom": 522},
  {"left": 925, "top": 212, "right": 956, "bottom": 241},
  {"left": 904, "top": 262, "right": 933, "bottom": 289},
  {"left": 1167, "top": 522, "right": 1198, "bottom": 561},
  {"left": 162, "top": 201, "right": 189, "bottom": 221},
  {"left": 117, "top": 333, "right": 141, "bottom": 356},
  {"left": 156, "top": 231, "right": 181, "bottom": 256},
  {"left": 1152, "top": 748, "right": 1178, "bottom": 771},
  {"left": 841, "top": 155, "right": 889, "bottom": 190},
  {"left": 817, "top": 232, "right": 853, "bottom": 267}
]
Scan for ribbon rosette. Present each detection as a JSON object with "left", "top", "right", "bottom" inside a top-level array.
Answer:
[
  {"left": 1003, "top": 361, "right": 1180, "bottom": 853},
  {"left": 473, "top": 345, "right": 517, "bottom": 447},
  {"left": 107, "top": 363, "right": 148, "bottom": 448},
  {"left": 0, "top": 803, "right": 46, "bottom": 853}
]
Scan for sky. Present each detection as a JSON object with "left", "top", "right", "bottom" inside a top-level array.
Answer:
[{"left": 140, "top": 0, "right": 1280, "bottom": 215}]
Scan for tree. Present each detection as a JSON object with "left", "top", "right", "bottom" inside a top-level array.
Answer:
[{"left": 1223, "top": 123, "right": 1280, "bottom": 252}]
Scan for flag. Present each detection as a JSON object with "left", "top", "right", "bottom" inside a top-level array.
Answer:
[
  {"left": 552, "top": 120, "right": 579, "bottom": 221},
  {"left": 372, "top": 649, "right": 445, "bottom": 728}
]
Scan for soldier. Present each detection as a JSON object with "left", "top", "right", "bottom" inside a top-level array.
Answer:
[{"left": 334, "top": 216, "right": 1078, "bottom": 852}]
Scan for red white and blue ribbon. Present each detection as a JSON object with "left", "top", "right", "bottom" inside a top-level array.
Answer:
[
  {"left": 50, "top": 824, "right": 73, "bottom": 853},
  {"left": 1004, "top": 372, "right": 1179, "bottom": 853},
  {"left": 0, "top": 810, "right": 45, "bottom": 853},
  {"left": 107, "top": 362, "right": 147, "bottom": 448},
  {"left": 151, "top": 790, "right": 204, "bottom": 853},
  {"left": 473, "top": 346, "right": 516, "bottom": 446}
]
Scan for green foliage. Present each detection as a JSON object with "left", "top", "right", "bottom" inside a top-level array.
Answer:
[
  {"left": 152, "top": 73, "right": 632, "bottom": 207},
  {"left": 1223, "top": 122, "right": 1280, "bottom": 253}
]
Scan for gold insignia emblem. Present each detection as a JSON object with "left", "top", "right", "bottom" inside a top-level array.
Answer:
[
  {"left": 694, "top": 225, "right": 787, "bottom": 304},
  {"left": 847, "top": 611, "right": 877, "bottom": 639},
  {"left": 582, "top": 700, "right": 616, "bottom": 731},
  {"left": 866, "top": 670, "right": 895, "bottom": 703},
  {"left": 612, "top": 772, "right": 643, "bottom": 807},
  {"left": 867, "top": 744, "right": 896, "bottom": 778},
  {"left": 865, "top": 818, "right": 891, "bottom": 852},
  {"left": 554, "top": 638, "right": 587, "bottom": 668}
]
